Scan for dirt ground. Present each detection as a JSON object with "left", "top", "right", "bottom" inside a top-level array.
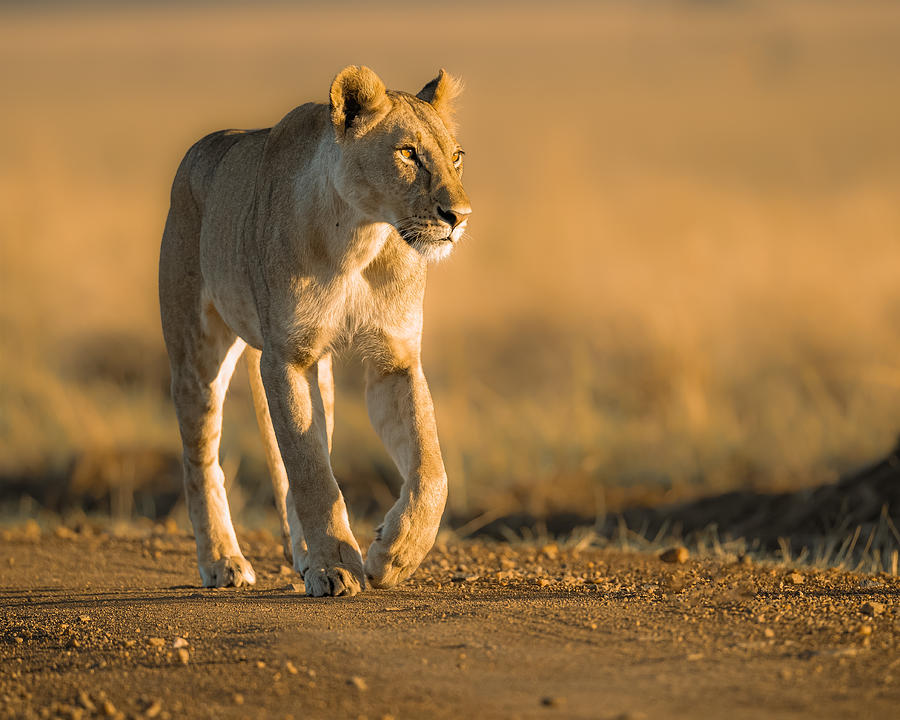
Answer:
[{"left": 1, "top": 527, "right": 898, "bottom": 720}]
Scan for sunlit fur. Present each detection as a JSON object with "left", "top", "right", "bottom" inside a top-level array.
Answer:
[{"left": 159, "top": 66, "right": 470, "bottom": 595}]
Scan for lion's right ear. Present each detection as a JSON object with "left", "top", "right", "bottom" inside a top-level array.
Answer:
[
  {"left": 416, "top": 69, "right": 463, "bottom": 132},
  {"left": 330, "top": 65, "right": 390, "bottom": 141}
]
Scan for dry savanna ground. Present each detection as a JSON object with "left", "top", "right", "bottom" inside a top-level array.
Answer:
[{"left": 1, "top": 525, "right": 899, "bottom": 720}]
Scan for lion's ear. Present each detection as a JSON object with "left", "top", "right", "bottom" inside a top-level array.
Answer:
[
  {"left": 416, "top": 69, "right": 463, "bottom": 132},
  {"left": 330, "top": 65, "right": 390, "bottom": 140}
]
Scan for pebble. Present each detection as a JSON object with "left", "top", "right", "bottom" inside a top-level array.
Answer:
[
  {"left": 77, "top": 691, "right": 96, "bottom": 711},
  {"left": 177, "top": 648, "right": 190, "bottom": 664},
  {"left": 787, "top": 572, "right": 805, "bottom": 585},
  {"left": 861, "top": 601, "right": 885, "bottom": 617},
  {"left": 350, "top": 676, "right": 368, "bottom": 691},
  {"left": 279, "top": 565, "right": 294, "bottom": 576},
  {"left": 101, "top": 700, "right": 117, "bottom": 717},
  {"left": 145, "top": 700, "right": 162, "bottom": 718},
  {"left": 660, "top": 547, "right": 689, "bottom": 564},
  {"left": 148, "top": 637, "right": 166, "bottom": 648},
  {"left": 233, "top": 694, "right": 244, "bottom": 705},
  {"left": 173, "top": 637, "right": 188, "bottom": 649},
  {"left": 285, "top": 661, "right": 299, "bottom": 675},
  {"left": 540, "top": 696, "right": 565, "bottom": 707}
]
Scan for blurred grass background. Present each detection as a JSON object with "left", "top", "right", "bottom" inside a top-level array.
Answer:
[{"left": 2, "top": 0, "right": 899, "bottom": 525}]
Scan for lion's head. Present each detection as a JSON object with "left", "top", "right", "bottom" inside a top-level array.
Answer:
[{"left": 329, "top": 65, "right": 471, "bottom": 262}]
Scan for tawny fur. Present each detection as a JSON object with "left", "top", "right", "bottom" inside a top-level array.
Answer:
[{"left": 159, "top": 66, "right": 471, "bottom": 596}]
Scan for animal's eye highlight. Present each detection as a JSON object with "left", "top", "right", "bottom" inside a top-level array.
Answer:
[
  {"left": 399, "top": 147, "right": 417, "bottom": 162},
  {"left": 452, "top": 150, "right": 464, "bottom": 167}
]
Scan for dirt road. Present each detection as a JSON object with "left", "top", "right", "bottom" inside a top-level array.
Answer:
[{"left": 1, "top": 527, "right": 897, "bottom": 719}]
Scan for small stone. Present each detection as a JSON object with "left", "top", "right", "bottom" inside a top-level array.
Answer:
[
  {"left": 22, "top": 519, "right": 42, "bottom": 540},
  {"left": 55, "top": 526, "right": 77, "bottom": 540},
  {"left": 77, "top": 691, "right": 96, "bottom": 711},
  {"left": 861, "top": 601, "right": 885, "bottom": 617},
  {"left": 764, "top": 628, "right": 775, "bottom": 638},
  {"left": 145, "top": 700, "right": 162, "bottom": 718},
  {"left": 177, "top": 647, "right": 190, "bottom": 665},
  {"left": 787, "top": 572, "right": 805, "bottom": 585},
  {"left": 349, "top": 676, "right": 368, "bottom": 691},
  {"left": 101, "top": 700, "right": 117, "bottom": 717},
  {"left": 14, "top": 636, "right": 23, "bottom": 644},
  {"left": 173, "top": 637, "right": 188, "bottom": 649},
  {"left": 537, "top": 578, "right": 553, "bottom": 587},
  {"left": 233, "top": 694, "right": 244, "bottom": 705},
  {"left": 540, "top": 696, "right": 565, "bottom": 707},
  {"left": 540, "top": 543, "right": 559, "bottom": 559},
  {"left": 858, "top": 624, "right": 873, "bottom": 636},
  {"left": 279, "top": 565, "right": 294, "bottom": 576},
  {"left": 660, "top": 547, "right": 689, "bottom": 564},
  {"left": 256, "top": 661, "right": 266, "bottom": 669},
  {"left": 285, "top": 661, "right": 299, "bottom": 675},
  {"left": 148, "top": 637, "right": 166, "bottom": 647}
]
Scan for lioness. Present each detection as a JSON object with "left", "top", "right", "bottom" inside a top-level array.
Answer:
[{"left": 159, "top": 66, "right": 470, "bottom": 596}]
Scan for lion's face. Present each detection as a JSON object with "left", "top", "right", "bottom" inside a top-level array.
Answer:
[{"left": 330, "top": 67, "right": 471, "bottom": 262}]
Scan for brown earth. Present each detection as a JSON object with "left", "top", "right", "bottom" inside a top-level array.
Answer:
[{"left": 1, "top": 528, "right": 898, "bottom": 720}]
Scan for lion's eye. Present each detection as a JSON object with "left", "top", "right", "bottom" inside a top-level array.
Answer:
[
  {"left": 399, "top": 147, "right": 416, "bottom": 162},
  {"left": 452, "top": 150, "right": 464, "bottom": 167}
]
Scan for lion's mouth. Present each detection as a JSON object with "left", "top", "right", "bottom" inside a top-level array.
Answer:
[{"left": 397, "top": 228, "right": 452, "bottom": 247}]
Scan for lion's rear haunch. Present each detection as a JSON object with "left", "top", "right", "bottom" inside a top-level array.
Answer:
[{"left": 159, "top": 66, "right": 470, "bottom": 596}]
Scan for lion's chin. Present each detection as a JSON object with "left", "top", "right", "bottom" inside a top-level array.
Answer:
[{"left": 405, "top": 237, "right": 456, "bottom": 263}]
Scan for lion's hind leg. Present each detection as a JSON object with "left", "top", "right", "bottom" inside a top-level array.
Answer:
[{"left": 164, "top": 299, "right": 255, "bottom": 588}]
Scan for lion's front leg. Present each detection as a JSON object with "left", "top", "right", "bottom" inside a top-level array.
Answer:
[
  {"left": 363, "top": 359, "right": 448, "bottom": 588},
  {"left": 260, "top": 351, "right": 364, "bottom": 597}
]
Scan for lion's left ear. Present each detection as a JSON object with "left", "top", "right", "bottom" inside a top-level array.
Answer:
[
  {"left": 330, "top": 65, "right": 391, "bottom": 140},
  {"left": 416, "top": 69, "right": 463, "bottom": 132}
]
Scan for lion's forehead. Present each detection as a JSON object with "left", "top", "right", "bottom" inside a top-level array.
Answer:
[{"left": 383, "top": 93, "right": 455, "bottom": 154}]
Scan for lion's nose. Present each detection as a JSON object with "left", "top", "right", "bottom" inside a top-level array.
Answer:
[{"left": 436, "top": 204, "right": 472, "bottom": 229}]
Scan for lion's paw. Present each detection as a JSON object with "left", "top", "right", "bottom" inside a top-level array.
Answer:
[
  {"left": 301, "top": 539, "right": 365, "bottom": 597},
  {"left": 303, "top": 564, "right": 363, "bottom": 597},
  {"left": 364, "top": 538, "right": 416, "bottom": 589},
  {"left": 200, "top": 556, "right": 257, "bottom": 588}
]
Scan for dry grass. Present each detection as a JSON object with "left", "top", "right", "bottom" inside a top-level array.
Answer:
[{"left": 2, "top": 1, "right": 900, "bottom": 520}]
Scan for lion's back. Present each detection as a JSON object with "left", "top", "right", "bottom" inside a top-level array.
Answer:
[{"left": 181, "top": 129, "right": 270, "bottom": 214}]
